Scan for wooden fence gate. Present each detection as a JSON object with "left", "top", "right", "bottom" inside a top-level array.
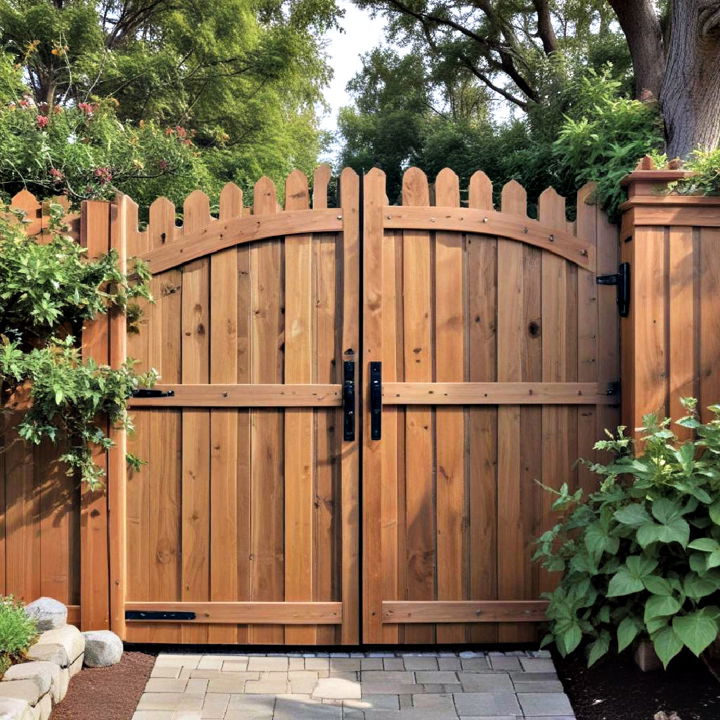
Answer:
[{"left": 101, "top": 166, "right": 619, "bottom": 644}]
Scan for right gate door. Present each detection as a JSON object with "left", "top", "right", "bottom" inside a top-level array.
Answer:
[{"left": 362, "top": 167, "right": 620, "bottom": 644}]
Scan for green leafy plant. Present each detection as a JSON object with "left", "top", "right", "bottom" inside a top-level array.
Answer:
[
  {"left": 535, "top": 398, "right": 720, "bottom": 668},
  {"left": 0, "top": 596, "right": 38, "bottom": 677},
  {"left": 0, "top": 202, "right": 155, "bottom": 489},
  {"left": 670, "top": 149, "right": 720, "bottom": 196}
]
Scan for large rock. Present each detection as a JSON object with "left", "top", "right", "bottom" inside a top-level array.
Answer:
[
  {"left": 2, "top": 662, "right": 56, "bottom": 697},
  {"left": 0, "top": 679, "right": 41, "bottom": 707},
  {"left": 24, "top": 598, "right": 67, "bottom": 632},
  {"left": 82, "top": 630, "right": 123, "bottom": 667},
  {"left": 0, "top": 697, "right": 34, "bottom": 720}
]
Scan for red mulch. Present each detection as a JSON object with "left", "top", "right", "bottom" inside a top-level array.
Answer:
[
  {"left": 556, "top": 650, "right": 720, "bottom": 720},
  {"left": 50, "top": 651, "right": 155, "bottom": 720}
]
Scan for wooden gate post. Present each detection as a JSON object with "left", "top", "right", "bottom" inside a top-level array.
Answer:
[
  {"left": 620, "top": 157, "right": 720, "bottom": 434},
  {"left": 80, "top": 200, "right": 112, "bottom": 630}
]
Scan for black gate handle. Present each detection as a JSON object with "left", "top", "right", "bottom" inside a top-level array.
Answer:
[
  {"left": 343, "top": 360, "right": 355, "bottom": 442},
  {"left": 370, "top": 361, "right": 382, "bottom": 440}
]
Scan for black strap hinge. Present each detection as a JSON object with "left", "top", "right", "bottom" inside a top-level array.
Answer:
[{"left": 132, "top": 388, "right": 175, "bottom": 398}]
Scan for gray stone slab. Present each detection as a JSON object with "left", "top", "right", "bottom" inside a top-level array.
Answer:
[
  {"left": 362, "top": 671, "right": 415, "bottom": 683},
  {"left": 512, "top": 680, "right": 565, "bottom": 693},
  {"left": 453, "top": 692, "right": 522, "bottom": 717},
  {"left": 274, "top": 696, "right": 342, "bottom": 719},
  {"left": 402, "top": 658, "right": 439, "bottom": 670},
  {"left": 520, "top": 658, "right": 557, "bottom": 673},
  {"left": 414, "top": 671, "right": 458, "bottom": 684},
  {"left": 457, "top": 673, "right": 513, "bottom": 692},
  {"left": 518, "top": 692, "right": 574, "bottom": 716}
]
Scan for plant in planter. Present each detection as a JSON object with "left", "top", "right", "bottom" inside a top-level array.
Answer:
[
  {"left": 0, "top": 202, "right": 155, "bottom": 488},
  {"left": 0, "top": 596, "right": 38, "bottom": 676},
  {"left": 535, "top": 398, "right": 720, "bottom": 668}
]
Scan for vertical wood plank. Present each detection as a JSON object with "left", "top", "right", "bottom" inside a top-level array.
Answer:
[
  {"left": 340, "top": 167, "right": 360, "bottom": 645},
  {"left": 250, "top": 177, "right": 284, "bottom": 644},
  {"left": 145, "top": 197, "right": 182, "bottom": 643},
  {"left": 180, "top": 190, "right": 211, "bottom": 644},
  {"left": 284, "top": 170, "right": 316, "bottom": 644},
  {"left": 401, "top": 168, "right": 435, "bottom": 644},
  {"left": 362, "top": 168, "right": 386, "bottom": 643},
  {"left": 699, "top": 228, "right": 720, "bottom": 421},
  {"left": 467, "top": 171, "right": 498, "bottom": 644},
  {"left": 108, "top": 195, "right": 129, "bottom": 638},
  {"left": 80, "top": 200, "right": 111, "bottom": 630},
  {"left": 208, "top": 184, "right": 241, "bottom": 644},
  {"left": 496, "top": 180, "right": 527, "bottom": 643},
  {"left": 434, "top": 169, "right": 465, "bottom": 643}
]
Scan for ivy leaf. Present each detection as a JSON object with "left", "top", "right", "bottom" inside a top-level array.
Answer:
[
  {"left": 614, "top": 504, "right": 651, "bottom": 527},
  {"left": 684, "top": 572, "right": 720, "bottom": 599},
  {"left": 688, "top": 538, "right": 720, "bottom": 552},
  {"left": 608, "top": 555, "right": 657, "bottom": 597},
  {"left": 672, "top": 610, "right": 719, "bottom": 656},
  {"left": 710, "top": 500, "right": 720, "bottom": 525},
  {"left": 617, "top": 616, "right": 641, "bottom": 653},
  {"left": 653, "top": 626, "right": 684, "bottom": 668},
  {"left": 644, "top": 594, "right": 681, "bottom": 624},
  {"left": 643, "top": 575, "right": 673, "bottom": 596}
]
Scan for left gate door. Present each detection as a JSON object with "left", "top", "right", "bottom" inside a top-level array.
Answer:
[{"left": 112, "top": 168, "right": 360, "bottom": 645}]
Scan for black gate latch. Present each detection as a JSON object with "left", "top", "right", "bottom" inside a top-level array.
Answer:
[
  {"left": 131, "top": 388, "right": 176, "bottom": 398},
  {"left": 597, "top": 262, "right": 630, "bottom": 318}
]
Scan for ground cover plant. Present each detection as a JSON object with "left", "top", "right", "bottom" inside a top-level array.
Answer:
[
  {"left": 0, "top": 596, "right": 37, "bottom": 676},
  {"left": 535, "top": 398, "right": 720, "bottom": 668},
  {"left": 0, "top": 202, "right": 154, "bottom": 488}
]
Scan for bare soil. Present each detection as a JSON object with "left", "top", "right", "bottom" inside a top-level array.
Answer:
[
  {"left": 556, "top": 650, "right": 720, "bottom": 720},
  {"left": 49, "top": 651, "right": 155, "bottom": 720}
]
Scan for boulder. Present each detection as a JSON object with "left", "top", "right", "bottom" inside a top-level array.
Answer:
[
  {"left": 82, "top": 630, "right": 123, "bottom": 667},
  {"left": 0, "top": 697, "right": 34, "bottom": 720},
  {"left": 0, "top": 680, "right": 41, "bottom": 707},
  {"left": 28, "top": 625, "right": 84, "bottom": 669},
  {"left": 24, "top": 599, "right": 67, "bottom": 632},
  {"left": 2, "top": 662, "right": 56, "bottom": 697}
]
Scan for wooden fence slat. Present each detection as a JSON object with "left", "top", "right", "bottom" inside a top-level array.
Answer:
[
  {"left": 208, "top": 186, "right": 241, "bottom": 644},
  {"left": 467, "top": 171, "right": 498, "bottom": 644},
  {"left": 434, "top": 168, "right": 465, "bottom": 643},
  {"left": 180, "top": 190, "right": 211, "bottom": 645},
  {"left": 284, "top": 170, "right": 316, "bottom": 645},
  {"left": 699, "top": 228, "right": 720, "bottom": 419},
  {"left": 250, "top": 177, "right": 285, "bottom": 644},
  {"left": 401, "top": 168, "right": 435, "bottom": 644}
]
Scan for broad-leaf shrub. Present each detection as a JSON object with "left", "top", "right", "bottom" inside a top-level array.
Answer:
[
  {"left": 0, "top": 203, "right": 155, "bottom": 488},
  {"left": 0, "top": 596, "right": 37, "bottom": 676},
  {"left": 535, "top": 399, "right": 720, "bottom": 668}
]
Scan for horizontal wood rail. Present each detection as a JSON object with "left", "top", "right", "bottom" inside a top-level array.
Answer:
[
  {"left": 129, "top": 384, "right": 341, "bottom": 407},
  {"left": 382, "top": 206, "right": 593, "bottom": 269},
  {"left": 124, "top": 602, "right": 342, "bottom": 624},
  {"left": 140, "top": 208, "right": 343, "bottom": 273},
  {"left": 382, "top": 601, "right": 548, "bottom": 623},
  {"left": 382, "top": 382, "right": 616, "bottom": 405}
]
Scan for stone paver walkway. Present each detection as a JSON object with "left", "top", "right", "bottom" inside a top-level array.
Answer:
[{"left": 132, "top": 650, "right": 574, "bottom": 720}]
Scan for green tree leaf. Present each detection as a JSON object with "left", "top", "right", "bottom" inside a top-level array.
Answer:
[
  {"left": 588, "top": 630, "right": 611, "bottom": 667},
  {"left": 644, "top": 595, "right": 681, "bottom": 624},
  {"left": 617, "top": 616, "right": 641, "bottom": 652},
  {"left": 652, "top": 626, "right": 683, "bottom": 668},
  {"left": 672, "top": 611, "right": 719, "bottom": 656}
]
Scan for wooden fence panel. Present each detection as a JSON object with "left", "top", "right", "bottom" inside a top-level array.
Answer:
[
  {"left": 122, "top": 168, "right": 360, "bottom": 644},
  {"left": 362, "top": 168, "right": 620, "bottom": 643}
]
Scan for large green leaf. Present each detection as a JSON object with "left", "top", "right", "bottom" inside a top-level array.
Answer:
[
  {"left": 643, "top": 575, "right": 673, "bottom": 596},
  {"left": 688, "top": 538, "right": 720, "bottom": 552},
  {"left": 614, "top": 504, "right": 651, "bottom": 528},
  {"left": 587, "top": 630, "right": 611, "bottom": 667},
  {"left": 617, "top": 616, "right": 640, "bottom": 652},
  {"left": 608, "top": 568, "right": 644, "bottom": 597},
  {"left": 710, "top": 500, "right": 720, "bottom": 525},
  {"left": 652, "top": 626, "right": 683, "bottom": 668},
  {"left": 672, "top": 611, "right": 719, "bottom": 656},
  {"left": 644, "top": 594, "right": 681, "bottom": 624},
  {"left": 684, "top": 572, "right": 720, "bottom": 599}
]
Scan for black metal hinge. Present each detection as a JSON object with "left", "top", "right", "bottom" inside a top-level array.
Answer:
[
  {"left": 126, "top": 610, "right": 195, "bottom": 621},
  {"left": 370, "top": 362, "right": 382, "bottom": 440},
  {"left": 131, "top": 388, "right": 175, "bottom": 398},
  {"left": 597, "top": 262, "right": 630, "bottom": 318},
  {"left": 343, "top": 360, "right": 355, "bottom": 442}
]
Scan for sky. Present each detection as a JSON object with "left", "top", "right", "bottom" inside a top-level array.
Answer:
[{"left": 318, "top": 1, "right": 389, "bottom": 161}]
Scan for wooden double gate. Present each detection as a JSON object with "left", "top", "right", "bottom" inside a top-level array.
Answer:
[{"left": 104, "top": 166, "right": 619, "bottom": 645}]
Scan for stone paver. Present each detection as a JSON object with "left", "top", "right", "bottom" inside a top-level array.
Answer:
[{"left": 133, "top": 651, "right": 575, "bottom": 719}]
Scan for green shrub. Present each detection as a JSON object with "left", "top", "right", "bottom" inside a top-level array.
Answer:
[
  {"left": 671, "top": 149, "right": 720, "bottom": 196},
  {"left": 0, "top": 597, "right": 37, "bottom": 676},
  {"left": 535, "top": 398, "right": 720, "bottom": 668},
  {"left": 0, "top": 202, "right": 155, "bottom": 488}
]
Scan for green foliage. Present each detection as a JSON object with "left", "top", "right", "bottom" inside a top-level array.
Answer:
[
  {"left": 0, "top": 203, "right": 154, "bottom": 489},
  {"left": 535, "top": 398, "right": 720, "bottom": 668},
  {"left": 670, "top": 149, "right": 720, "bottom": 196},
  {"left": 0, "top": 596, "right": 38, "bottom": 676}
]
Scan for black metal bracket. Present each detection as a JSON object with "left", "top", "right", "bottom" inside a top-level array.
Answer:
[
  {"left": 343, "top": 360, "right": 355, "bottom": 442},
  {"left": 606, "top": 380, "right": 621, "bottom": 397},
  {"left": 370, "top": 361, "right": 382, "bottom": 441},
  {"left": 125, "top": 610, "right": 195, "bottom": 621},
  {"left": 597, "top": 262, "right": 630, "bottom": 318},
  {"left": 132, "top": 388, "right": 176, "bottom": 398}
]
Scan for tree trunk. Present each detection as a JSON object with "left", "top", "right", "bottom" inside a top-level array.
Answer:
[
  {"left": 661, "top": 0, "right": 720, "bottom": 158},
  {"left": 608, "top": 0, "right": 665, "bottom": 100}
]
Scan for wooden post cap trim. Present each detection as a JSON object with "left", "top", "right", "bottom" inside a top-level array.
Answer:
[
  {"left": 140, "top": 208, "right": 343, "bottom": 273},
  {"left": 382, "top": 600, "right": 548, "bottom": 623},
  {"left": 381, "top": 382, "right": 617, "bottom": 405},
  {"left": 129, "top": 383, "right": 342, "bottom": 407},
  {"left": 124, "top": 601, "right": 343, "bottom": 624},
  {"left": 382, "top": 206, "right": 593, "bottom": 269}
]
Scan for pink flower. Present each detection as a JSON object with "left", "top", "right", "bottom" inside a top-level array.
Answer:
[
  {"left": 158, "top": 160, "right": 169, "bottom": 171},
  {"left": 49, "top": 168, "right": 64, "bottom": 180},
  {"left": 93, "top": 167, "right": 113, "bottom": 184},
  {"left": 36, "top": 115, "right": 49, "bottom": 129},
  {"left": 78, "top": 102, "right": 95, "bottom": 116}
]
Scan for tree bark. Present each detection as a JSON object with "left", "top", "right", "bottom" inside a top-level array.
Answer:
[
  {"left": 661, "top": 0, "right": 720, "bottom": 157},
  {"left": 608, "top": 0, "right": 665, "bottom": 99}
]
